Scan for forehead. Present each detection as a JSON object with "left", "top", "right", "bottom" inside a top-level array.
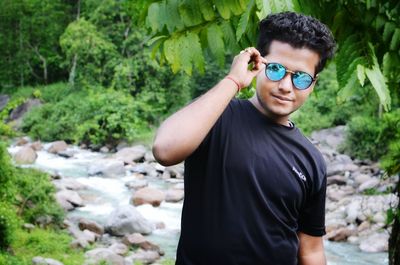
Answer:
[{"left": 265, "top": 40, "right": 320, "bottom": 74}]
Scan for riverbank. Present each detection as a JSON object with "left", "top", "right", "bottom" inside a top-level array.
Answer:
[{"left": 8, "top": 126, "right": 397, "bottom": 264}]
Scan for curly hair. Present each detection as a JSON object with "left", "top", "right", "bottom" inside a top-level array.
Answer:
[{"left": 257, "top": 12, "right": 336, "bottom": 74}]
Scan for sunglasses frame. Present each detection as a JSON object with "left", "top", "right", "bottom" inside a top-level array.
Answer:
[{"left": 264, "top": 62, "right": 317, "bottom": 90}]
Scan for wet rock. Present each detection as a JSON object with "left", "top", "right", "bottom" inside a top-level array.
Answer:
[
  {"left": 359, "top": 233, "right": 389, "bottom": 252},
  {"left": 125, "top": 249, "right": 160, "bottom": 265},
  {"left": 125, "top": 179, "right": 148, "bottom": 190},
  {"left": 105, "top": 205, "right": 154, "bottom": 236},
  {"left": 14, "top": 146, "right": 37, "bottom": 164},
  {"left": 48, "top": 141, "right": 68, "bottom": 154},
  {"left": 84, "top": 248, "right": 125, "bottom": 265},
  {"left": 30, "top": 141, "right": 43, "bottom": 151},
  {"left": 55, "top": 190, "right": 84, "bottom": 211},
  {"left": 53, "top": 178, "right": 86, "bottom": 191},
  {"left": 114, "top": 145, "right": 147, "bottom": 164},
  {"left": 79, "top": 218, "right": 104, "bottom": 235},
  {"left": 131, "top": 187, "right": 166, "bottom": 207},
  {"left": 165, "top": 189, "right": 184, "bottom": 202},
  {"left": 122, "top": 233, "right": 161, "bottom": 252},
  {"left": 88, "top": 159, "right": 125, "bottom": 178}
]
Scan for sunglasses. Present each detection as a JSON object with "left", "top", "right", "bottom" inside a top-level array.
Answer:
[{"left": 264, "top": 63, "right": 316, "bottom": 90}]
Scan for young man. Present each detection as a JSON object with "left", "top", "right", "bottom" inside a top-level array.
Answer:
[{"left": 153, "top": 12, "right": 336, "bottom": 265}]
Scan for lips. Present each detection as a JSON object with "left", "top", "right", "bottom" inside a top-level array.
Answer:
[{"left": 272, "top": 94, "right": 293, "bottom": 102}]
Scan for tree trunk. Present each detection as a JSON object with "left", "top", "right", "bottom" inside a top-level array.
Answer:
[
  {"left": 389, "top": 178, "right": 400, "bottom": 265},
  {"left": 68, "top": 54, "right": 78, "bottom": 87}
]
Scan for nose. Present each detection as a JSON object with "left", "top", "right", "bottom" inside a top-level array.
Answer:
[{"left": 277, "top": 73, "right": 293, "bottom": 93}]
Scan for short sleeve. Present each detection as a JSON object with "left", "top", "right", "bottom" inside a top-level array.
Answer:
[{"left": 297, "top": 176, "right": 327, "bottom": 236}]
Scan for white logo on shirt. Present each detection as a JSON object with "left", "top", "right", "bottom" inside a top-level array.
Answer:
[{"left": 292, "top": 166, "right": 307, "bottom": 181}]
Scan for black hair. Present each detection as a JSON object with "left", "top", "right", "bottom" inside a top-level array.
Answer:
[{"left": 257, "top": 12, "right": 336, "bottom": 74}]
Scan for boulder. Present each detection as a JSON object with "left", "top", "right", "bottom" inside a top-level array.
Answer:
[
  {"left": 55, "top": 190, "right": 84, "bottom": 211},
  {"left": 325, "top": 226, "right": 355, "bottom": 241},
  {"left": 30, "top": 141, "right": 43, "bottom": 151},
  {"left": 327, "top": 161, "right": 358, "bottom": 177},
  {"left": 32, "top": 257, "right": 64, "bottom": 265},
  {"left": 122, "top": 233, "right": 161, "bottom": 252},
  {"left": 13, "top": 146, "right": 37, "bottom": 164},
  {"left": 311, "top": 126, "right": 346, "bottom": 150},
  {"left": 0, "top": 94, "right": 9, "bottom": 112},
  {"left": 8, "top": 98, "right": 41, "bottom": 126},
  {"left": 124, "top": 250, "right": 160, "bottom": 265},
  {"left": 53, "top": 178, "right": 86, "bottom": 191},
  {"left": 48, "top": 141, "right": 68, "bottom": 154},
  {"left": 125, "top": 179, "right": 148, "bottom": 190},
  {"left": 131, "top": 187, "right": 165, "bottom": 207},
  {"left": 165, "top": 189, "right": 184, "bottom": 202},
  {"left": 359, "top": 233, "right": 389, "bottom": 252},
  {"left": 358, "top": 178, "right": 380, "bottom": 192},
  {"left": 114, "top": 145, "right": 147, "bottom": 164},
  {"left": 88, "top": 159, "right": 125, "bottom": 178},
  {"left": 165, "top": 164, "right": 184, "bottom": 179},
  {"left": 105, "top": 205, "right": 154, "bottom": 236},
  {"left": 78, "top": 218, "right": 104, "bottom": 235},
  {"left": 84, "top": 248, "right": 125, "bottom": 265},
  {"left": 327, "top": 175, "right": 347, "bottom": 186},
  {"left": 108, "top": 243, "right": 129, "bottom": 256}
]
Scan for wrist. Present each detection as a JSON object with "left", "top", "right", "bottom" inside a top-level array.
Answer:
[{"left": 224, "top": 75, "right": 241, "bottom": 92}]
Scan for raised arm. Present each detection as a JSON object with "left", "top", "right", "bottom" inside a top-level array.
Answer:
[{"left": 152, "top": 48, "right": 267, "bottom": 166}]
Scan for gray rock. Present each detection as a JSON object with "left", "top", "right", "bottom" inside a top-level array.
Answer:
[
  {"left": 105, "top": 205, "right": 154, "bottom": 236},
  {"left": 353, "top": 174, "right": 372, "bottom": 185},
  {"left": 311, "top": 126, "right": 346, "bottom": 150},
  {"left": 114, "top": 145, "right": 147, "bottom": 164},
  {"left": 122, "top": 233, "right": 161, "bottom": 252},
  {"left": 88, "top": 159, "right": 125, "bottom": 178},
  {"left": 53, "top": 178, "right": 86, "bottom": 191},
  {"left": 108, "top": 243, "right": 129, "bottom": 256},
  {"left": 358, "top": 178, "right": 380, "bottom": 192},
  {"left": 13, "top": 146, "right": 37, "bottom": 164},
  {"left": 55, "top": 190, "right": 84, "bottom": 211},
  {"left": 125, "top": 179, "right": 148, "bottom": 190},
  {"left": 125, "top": 250, "right": 160, "bottom": 265},
  {"left": 30, "top": 141, "right": 43, "bottom": 151},
  {"left": 145, "top": 151, "right": 156, "bottom": 162},
  {"left": 345, "top": 200, "right": 361, "bottom": 223},
  {"left": 165, "top": 164, "right": 184, "bottom": 179},
  {"left": 359, "top": 233, "right": 389, "bottom": 252},
  {"left": 327, "top": 162, "right": 358, "bottom": 176},
  {"left": 32, "top": 257, "right": 63, "bottom": 265},
  {"left": 8, "top": 98, "right": 41, "bottom": 126},
  {"left": 0, "top": 94, "right": 9, "bottom": 112},
  {"left": 165, "top": 189, "right": 184, "bottom": 202},
  {"left": 327, "top": 175, "right": 347, "bottom": 186},
  {"left": 84, "top": 248, "right": 125, "bottom": 265}
]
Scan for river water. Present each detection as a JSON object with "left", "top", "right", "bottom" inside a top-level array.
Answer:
[{"left": 8, "top": 145, "right": 389, "bottom": 265}]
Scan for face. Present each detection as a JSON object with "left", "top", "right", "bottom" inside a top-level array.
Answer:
[{"left": 251, "top": 40, "right": 320, "bottom": 126}]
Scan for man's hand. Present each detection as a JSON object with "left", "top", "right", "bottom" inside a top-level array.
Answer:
[{"left": 228, "top": 47, "right": 268, "bottom": 89}]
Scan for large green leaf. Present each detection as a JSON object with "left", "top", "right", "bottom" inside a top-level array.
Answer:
[
  {"left": 214, "top": 0, "right": 231, "bottom": 19},
  {"left": 146, "top": 2, "right": 161, "bottom": 32},
  {"left": 198, "top": 0, "right": 215, "bottom": 21},
  {"left": 207, "top": 23, "right": 225, "bottom": 67},
  {"left": 236, "top": 0, "right": 255, "bottom": 41},
  {"left": 365, "top": 65, "right": 391, "bottom": 111},
  {"left": 164, "top": 37, "right": 181, "bottom": 73},
  {"left": 187, "top": 32, "right": 205, "bottom": 73},
  {"left": 166, "top": 0, "right": 184, "bottom": 33}
]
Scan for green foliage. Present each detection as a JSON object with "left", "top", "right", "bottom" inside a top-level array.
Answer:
[
  {"left": 14, "top": 168, "right": 64, "bottom": 225},
  {"left": 0, "top": 142, "right": 16, "bottom": 203},
  {"left": 11, "top": 228, "right": 85, "bottom": 265},
  {"left": 0, "top": 203, "right": 19, "bottom": 251},
  {"left": 145, "top": 0, "right": 298, "bottom": 75},
  {"left": 341, "top": 109, "right": 400, "bottom": 160},
  {"left": 60, "top": 18, "right": 119, "bottom": 87}
]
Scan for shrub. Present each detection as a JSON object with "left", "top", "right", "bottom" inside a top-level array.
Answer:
[
  {"left": 341, "top": 109, "right": 400, "bottom": 160},
  {"left": 0, "top": 142, "right": 16, "bottom": 203},
  {"left": 14, "top": 168, "right": 64, "bottom": 226},
  {"left": 0, "top": 203, "right": 19, "bottom": 251}
]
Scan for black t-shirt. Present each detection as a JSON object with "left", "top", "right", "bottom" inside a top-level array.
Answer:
[{"left": 176, "top": 99, "right": 327, "bottom": 265}]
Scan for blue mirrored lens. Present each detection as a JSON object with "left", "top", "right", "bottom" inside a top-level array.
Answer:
[
  {"left": 293, "top": 72, "right": 313, "bottom": 90},
  {"left": 266, "top": 63, "right": 285, "bottom": 81}
]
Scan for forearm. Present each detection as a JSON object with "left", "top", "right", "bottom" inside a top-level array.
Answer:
[
  {"left": 298, "top": 251, "right": 326, "bottom": 265},
  {"left": 152, "top": 77, "right": 238, "bottom": 166}
]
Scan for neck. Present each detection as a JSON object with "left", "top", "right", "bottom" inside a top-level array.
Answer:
[{"left": 249, "top": 96, "right": 291, "bottom": 127}]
